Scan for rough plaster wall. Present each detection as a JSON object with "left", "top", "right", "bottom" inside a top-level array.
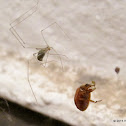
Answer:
[{"left": 0, "top": 0, "right": 126, "bottom": 126}]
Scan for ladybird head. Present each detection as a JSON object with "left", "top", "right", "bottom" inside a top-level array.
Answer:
[
  {"left": 80, "top": 84, "right": 91, "bottom": 91},
  {"left": 80, "top": 83, "right": 96, "bottom": 91}
]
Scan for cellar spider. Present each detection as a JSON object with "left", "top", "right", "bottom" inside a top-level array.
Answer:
[{"left": 10, "top": 0, "right": 69, "bottom": 103}]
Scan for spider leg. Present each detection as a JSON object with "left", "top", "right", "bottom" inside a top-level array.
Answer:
[
  {"left": 27, "top": 60, "right": 38, "bottom": 103},
  {"left": 10, "top": 0, "right": 39, "bottom": 48},
  {"left": 43, "top": 50, "right": 49, "bottom": 67},
  {"left": 51, "top": 48, "right": 64, "bottom": 71},
  {"left": 48, "top": 53, "right": 68, "bottom": 59},
  {"left": 40, "top": 22, "right": 70, "bottom": 71},
  {"left": 40, "top": 21, "right": 70, "bottom": 46},
  {"left": 40, "top": 60, "right": 59, "bottom": 67}
]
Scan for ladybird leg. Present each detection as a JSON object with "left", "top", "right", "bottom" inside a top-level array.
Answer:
[
  {"left": 88, "top": 87, "right": 96, "bottom": 92},
  {"left": 90, "top": 99, "right": 102, "bottom": 103},
  {"left": 91, "top": 81, "right": 95, "bottom": 86}
]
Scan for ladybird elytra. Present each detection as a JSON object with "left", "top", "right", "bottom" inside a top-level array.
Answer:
[{"left": 74, "top": 81, "right": 102, "bottom": 111}]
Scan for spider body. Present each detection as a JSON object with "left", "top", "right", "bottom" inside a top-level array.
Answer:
[{"left": 37, "top": 47, "right": 51, "bottom": 61}]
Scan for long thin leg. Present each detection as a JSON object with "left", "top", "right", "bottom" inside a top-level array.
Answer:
[
  {"left": 51, "top": 47, "right": 64, "bottom": 71},
  {"left": 10, "top": 27, "right": 26, "bottom": 48},
  {"left": 11, "top": 0, "right": 39, "bottom": 27},
  {"left": 40, "top": 22, "right": 70, "bottom": 70},
  {"left": 33, "top": 48, "right": 65, "bottom": 68},
  {"left": 43, "top": 50, "right": 49, "bottom": 67},
  {"left": 10, "top": 0, "right": 39, "bottom": 48},
  {"left": 40, "top": 60, "right": 59, "bottom": 67},
  {"left": 27, "top": 60, "right": 38, "bottom": 103},
  {"left": 39, "top": 51, "right": 59, "bottom": 67},
  {"left": 49, "top": 53, "right": 68, "bottom": 59},
  {"left": 54, "top": 22, "right": 70, "bottom": 40},
  {"left": 33, "top": 52, "right": 37, "bottom": 57},
  {"left": 90, "top": 99, "right": 102, "bottom": 103},
  {"left": 41, "top": 29, "right": 49, "bottom": 46},
  {"left": 32, "top": 52, "right": 48, "bottom": 67},
  {"left": 40, "top": 22, "right": 70, "bottom": 46},
  {"left": 41, "top": 33, "right": 64, "bottom": 70}
]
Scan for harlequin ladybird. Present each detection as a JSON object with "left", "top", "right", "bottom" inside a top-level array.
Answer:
[{"left": 74, "top": 81, "right": 102, "bottom": 111}]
